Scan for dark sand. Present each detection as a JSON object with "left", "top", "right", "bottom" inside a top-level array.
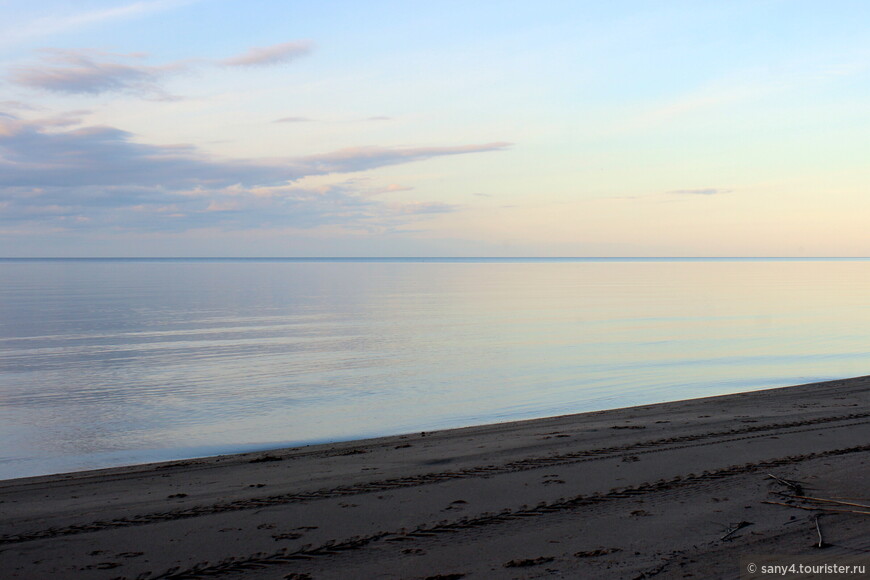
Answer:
[{"left": 1, "top": 377, "right": 869, "bottom": 579}]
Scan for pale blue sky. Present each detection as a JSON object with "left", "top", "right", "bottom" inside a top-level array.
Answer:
[{"left": 1, "top": 0, "right": 869, "bottom": 256}]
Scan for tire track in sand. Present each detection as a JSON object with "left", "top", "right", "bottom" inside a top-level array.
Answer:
[
  {"left": 1, "top": 412, "right": 867, "bottom": 546},
  {"left": 138, "top": 444, "right": 870, "bottom": 579}
]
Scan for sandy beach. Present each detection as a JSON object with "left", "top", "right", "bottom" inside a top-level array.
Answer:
[{"left": 1, "top": 376, "right": 868, "bottom": 579}]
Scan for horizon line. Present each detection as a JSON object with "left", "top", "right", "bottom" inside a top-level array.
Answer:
[{"left": 2, "top": 256, "right": 869, "bottom": 261}]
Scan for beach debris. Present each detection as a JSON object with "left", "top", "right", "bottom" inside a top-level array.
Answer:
[
  {"left": 611, "top": 425, "right": 646, "bottom": 430},
  {"left": 720, "top": 521, "right": 752, "bottom": 541},
  {"left": 166, "top": 493, "right": 187, "bottom": 499},
  {"left": 814, "top": 515, "right": 829, "bottom": 549},
  {"left": 766, "top": 473, "right": 804, "bottom": 494},
  {"left": 574, "top": 547, "right": 621, "bottom": 558},
  {"left": 335, "top": 448, "right": 368, "bottom": 456},
  {"left": 782, "top": 495, "right": 870, "bottom": 510},
  {"left": 249, "top": 454, "right": 282, "bottom": 463},
  {"left": 422, "top": 574, "right": 465, "bottom": 580},
  {"left": 504, "top": 556, "right": 554, "bottom": 567},
  {"left": 762, "top": 500, "right": 870, "bottom": 516},
  {"left": 764, "top": 492, "right": 870, "bottom": 516}
]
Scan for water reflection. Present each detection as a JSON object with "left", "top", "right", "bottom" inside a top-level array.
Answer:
[{"left": 1, "top": 259, "right": 869, "bottom": 479}]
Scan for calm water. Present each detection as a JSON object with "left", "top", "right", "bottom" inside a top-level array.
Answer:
[{"left": 1, "top": 258, "right": 869, "bottom": 480}]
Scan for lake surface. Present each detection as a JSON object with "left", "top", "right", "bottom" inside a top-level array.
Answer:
[{"left": 1, "top": 258, "right": 869, "bottom": 480}]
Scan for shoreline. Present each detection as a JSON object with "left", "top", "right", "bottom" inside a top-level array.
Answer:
[
  {"left": 1, "top": 374, "right": 854, "bottom": 486},
  {"left": 2, "top": 376, "right": 869, "bottom": 578}
]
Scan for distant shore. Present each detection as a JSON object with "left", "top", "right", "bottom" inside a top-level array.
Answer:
[{"left": 2, "top": 376, "right": 869, "bottom": 579}]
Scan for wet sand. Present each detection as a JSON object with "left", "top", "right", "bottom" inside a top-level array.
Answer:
[{"left": 1, "top": 376, "right": 869, "bottom": 579}]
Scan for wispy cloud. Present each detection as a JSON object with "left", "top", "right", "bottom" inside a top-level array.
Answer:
[
  {"left": 0, "top": 100, "right": 43, "bottom": 111},
  {"left": 380, "top": 184, "right": 414, "bottom": 193},
  {"left": 668, "top": 188, "right": 731, "bottom": 195},
  {"left": 610, "top": 56, "right": 868, "bottom": 137},
  {"left": 9, "top": 49, "right": 185, "bottom": 98},
  {"left": 8, "top": 40, "right": 312, "bottom": 98},
  {"left": 0, "top": 113, "right": 509, "bottom": 232},
  {"left": 272, "top": 115, "right": 394, "bottom": 124},
  {"left": 301, "top": 142, "right": 511, "bottom": 174},
  {"left": 386, "top": 201, "right": 453, "bottom": 215},
  {"left": 0, "top": 1, "right": 198, "bottom": 46},
  {"left": 220, "top": 41, "right": 313, "bottom": 67},
  {"left": 273, "top": 116, "right": 313, "bottom": 123}
]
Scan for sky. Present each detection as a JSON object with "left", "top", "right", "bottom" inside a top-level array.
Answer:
[{"left": 1, "top": 0, "right": 869, "bottom": 257}]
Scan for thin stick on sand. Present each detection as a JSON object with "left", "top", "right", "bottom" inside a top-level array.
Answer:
[
  {"left": 785, "top": 495, "right": 870, "bottom": 510},
  {"left": 720, "top": 521, "right": 751, "bottom": 541},
  {"left": 814, "top": 516, "right": 824, "bottom": 549},
  {"left": 766, "top": 474, "right": 803, "bottom": 494},
  {"left": 762, "top": 501, "right": 870, "bottom": 516}
]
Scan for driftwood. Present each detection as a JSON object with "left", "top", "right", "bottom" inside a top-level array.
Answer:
[
  {"left": 786, "top": 495, "right": 870, "bottom": 510},
  {"left": 762, "top": 501, "right": 870, "bottom": 516}
]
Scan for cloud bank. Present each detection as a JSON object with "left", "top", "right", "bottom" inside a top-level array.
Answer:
[{"left": 0, "top": 112, "right": 509, "bottom": 232}]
